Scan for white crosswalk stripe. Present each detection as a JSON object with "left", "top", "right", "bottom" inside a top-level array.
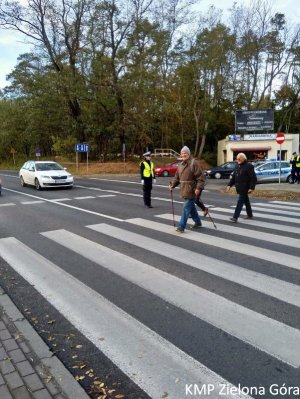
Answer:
[
  {"left": 155, "top": 213, "right": 300, "bottom": 248},
  {"left": 86, "top": 222, "right": 300, "bottom": 305},
  {"left": 0, "top": 236, "right": 253, "bottom": 399},
  {"left": 253, "top": 202, "right": 300, "bottom": 211},
  {"left": 40, "top": 228, "right": 300, "bottom": 369},
  {"left": 0, "top": 198, "right": 299, "bottom": 397},
  {"left": 194, "top": 210, "right": 300, "bottom": 234},
  {"left": 270, "top": 200, "right": 300, "bottom": 208},
  {"left": 121, "top": 219, "right": 299, "bottom": 270},
  {"left": 212, "top": 207, "right": 300, "bottom": 225},
  {"left": 242, "top": 206, "right": 300, "bottom": 217}
]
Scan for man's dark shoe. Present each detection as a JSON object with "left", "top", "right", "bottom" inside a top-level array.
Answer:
[
  {"left": 175, "top": 227, "right": 184, "bottom": 233},
  {"left": 229, "top": 217, "right": 237, "bottom": 223},
  {"left": 191, "top": 223, "right": 202, "bottom": 229},
  {"left": 242, "top": 215, "right": 253, "bottom": 219},
  {"left": 146, "top": 205, "right": 154, "bottom": 208}
]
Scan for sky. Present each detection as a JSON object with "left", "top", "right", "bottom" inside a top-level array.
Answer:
[{"left": 0, "top": 0, "right": 299, "bottom": 90}]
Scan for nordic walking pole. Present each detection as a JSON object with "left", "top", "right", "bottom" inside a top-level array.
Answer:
[
  {"left": 207, "top": 209, "right": 217, "bottom": 229},
  {"left": 170, "top": 186, "right": 176, "bottom": 227}
]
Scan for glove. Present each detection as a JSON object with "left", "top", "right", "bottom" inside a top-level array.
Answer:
[{"left": 141, "top": 179, "right": 144, "bottom": 185}]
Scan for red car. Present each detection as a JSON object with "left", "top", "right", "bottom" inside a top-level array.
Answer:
[{"left": 154, "top": 160, "right": 182, "bottom": 177}]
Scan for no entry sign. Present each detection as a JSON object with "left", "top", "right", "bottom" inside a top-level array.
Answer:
[{"left": 276, "top": 133, "right": 285, "bottom": 144}]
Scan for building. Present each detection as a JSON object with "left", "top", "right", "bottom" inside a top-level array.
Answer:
[{"left": 217, "top": 133, "right": 299, "bottom": 164}]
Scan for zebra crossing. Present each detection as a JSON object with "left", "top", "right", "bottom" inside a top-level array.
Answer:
[{"left": 0, "top": 200, "right": 299, "bottom": 398}]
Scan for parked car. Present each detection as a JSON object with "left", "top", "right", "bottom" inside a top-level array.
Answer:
[
  {"left": 254, "top": 161, "right": 292, "bottom": 183},
  {"left": 205, "top": 161, "right": 237, "bottom": 179},
  {"left": 0, "top": 177, "right": 2, "bottom": 195},
  {"left": 19, "top": 161, "right": 74, "bottom": 190},
  {"left": 154, "top": 159, "right": 182, "bottom": 177}
]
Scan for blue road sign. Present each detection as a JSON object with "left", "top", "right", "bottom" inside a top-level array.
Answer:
[{"left": 75, "top": 143, "right": 89, "bottom": 152}]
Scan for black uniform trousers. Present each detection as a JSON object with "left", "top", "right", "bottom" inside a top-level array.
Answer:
[{"left": 143, "top": 178, "right": 153, "bottom": 206}]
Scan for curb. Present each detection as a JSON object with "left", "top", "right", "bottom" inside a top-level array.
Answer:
[{"left": 0, "top": 288, "right": 90, "bottom": 399}]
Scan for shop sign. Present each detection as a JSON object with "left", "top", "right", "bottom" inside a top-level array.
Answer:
[
  {"left": 244, "top": 133, "right": 276, "bottom": 141},
  {"left": 236, "top": 109, "right": 274, "bottom": 131}
]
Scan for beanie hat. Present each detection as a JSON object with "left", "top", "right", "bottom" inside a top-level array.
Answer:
[{"left": 180, "top": 146, "right": 191, "bottom": 156}]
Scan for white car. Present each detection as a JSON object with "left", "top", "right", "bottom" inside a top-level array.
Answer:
[
  {"left": 254, "top": 161, "right": 292, "bottom": 183},
  {"left": 19, "top": 161, "right": 74, "bottom": 190}
]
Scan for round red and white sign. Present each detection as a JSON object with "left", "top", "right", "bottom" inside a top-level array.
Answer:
[{"left": 276, "top": 132, "right": 285, "bottom": 144}]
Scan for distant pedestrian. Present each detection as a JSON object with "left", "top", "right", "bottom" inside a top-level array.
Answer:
[
  {"left": 169, "top": 146, "right": 206, "bottom": 232},
  {"left": 290, "top": 152, "right": 297, "bottom": 184},
  {"left": 295, "top": 152, "right": 300, "bottom": 184},
  {"left": 226, "top": 153, "right": 257, "bottom": 223},
  {"left": 140, "top": 151, "right": 156, "bottom": 208}
]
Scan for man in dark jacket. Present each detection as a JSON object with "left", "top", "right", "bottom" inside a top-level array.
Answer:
[{"left": 226, "top": 153, "right": 257, "bottom": 223}]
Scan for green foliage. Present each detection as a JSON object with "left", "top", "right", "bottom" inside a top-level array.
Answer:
[{"left": 0, "top": 0, "right": 299, "bottom": 162}]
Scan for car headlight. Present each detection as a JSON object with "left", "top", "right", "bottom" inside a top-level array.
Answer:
[
  {"left": 155, "top": 168, "right": 161, "bottom": 171},
  {"left": 206, "top": 170, "right": 211, "bottom": 173}
]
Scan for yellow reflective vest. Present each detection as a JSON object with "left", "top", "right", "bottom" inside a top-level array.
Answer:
[
  {"left": 296, "top": 156, "right": 300, "bottom": 168},
  {"left": 141, "top": 161, "right": 154, "bottom": 178}
]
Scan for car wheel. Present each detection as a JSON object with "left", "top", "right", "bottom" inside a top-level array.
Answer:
[
  {"left": 163, "top": 170, "right": 169, "bottom": 177},
  {"left": 35, "top": 178, "right": 42, "bottom": 190},
  {"left": 214, "top": 172, "right": 222, "bottom": 179},
  {"left": 287, "top": 175, "right": 293, "bottom": 184},
  {"left": 20, "top": 176, "right": 26, "bottom": 187}
]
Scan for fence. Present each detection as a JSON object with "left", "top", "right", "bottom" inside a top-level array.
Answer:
[{"left": 153, "top": 149, "right": 180, "bottom": 158}]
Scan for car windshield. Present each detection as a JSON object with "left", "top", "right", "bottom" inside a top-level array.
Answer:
[{"left": 35, "top": 163, "right": 64, "bottom": 171}]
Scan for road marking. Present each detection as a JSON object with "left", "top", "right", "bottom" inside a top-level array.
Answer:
[
  {"left": 50, "top": 198, "right": 72, "bottom": 202},
  {"left": 241, "top": 206, "right": 300, "bottom": 217},
  {"left": 87, "top": 222, "right": 300, "bottom": 308},
  {"left": 271, "top": 201, "right": 300, "bottom": 208},
  {"left": 61, "top": 225, "right": 300, "bottom": 368},
  {"left": 96, "top": 195, "right": 116, "bottom": 198},
  {"left": 20, "top": 200, "right": 45, "bottom": 205},
  {"left": 212, "top": 207, "right": 300, "bottom": 225},
  {"left": 124, "top": 218, "right": 300, "bottom": 270},
  {"left": 3, "top": 188, "right": 123, "bottom": 221},
  {"left": 156, "top": 214, "right": 300, "bottom": 248},
  {"left": 0, "top": 237, "right": 251, "bottom": 399},
  {"left": 74, "top": 196, "right": 96, "bottom": 200},
  {"left": 0, "top": 203, "right": 16, "bottom": 207},
  {"left": 196, "top": 211, "right": 300, "bottom": 234},
  {"left": 253, "top": 202, "right": 300, "bottom": 211}
]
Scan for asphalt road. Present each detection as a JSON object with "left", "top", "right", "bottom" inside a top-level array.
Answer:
[{"left": 0, "top": 171, "right": 299, "bottom": 399}]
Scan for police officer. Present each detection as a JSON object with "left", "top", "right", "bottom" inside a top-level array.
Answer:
[
  {"left": 295, "top": 152, "right": 300, "bottom": 184},
  {"left": 290, "top": 152, "right": 297, "bottom": 184},
  {"left": 140, "top": 151, "right": 156, "bottom": 208}
]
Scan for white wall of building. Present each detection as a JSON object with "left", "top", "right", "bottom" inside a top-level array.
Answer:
[{"left": 217, "top": 133, "right": 299, "bottom": 164}]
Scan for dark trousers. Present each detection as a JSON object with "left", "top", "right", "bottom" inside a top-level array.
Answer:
[
  {"left": 233, "top": 193, "right": 253, "bottom": 219},
  {"left": 291, "top": 168, "right": 296, "bottom": 183},
  {"left": 143, "top": 179, "right": 153, "bottom": 206},
  {"left": 195, "top": 198, "right": 206, "bottom": 211},
  {"left": 296, "top": 168, "right": 300, "bottom": 183}
]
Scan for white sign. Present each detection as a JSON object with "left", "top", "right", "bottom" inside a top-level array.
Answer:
[{"left": 244, "top": 134, "right": 276, "bottom": 141}]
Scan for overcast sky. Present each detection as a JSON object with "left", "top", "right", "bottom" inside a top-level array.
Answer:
[{"left": 0, "top": 0, "right": 299, "bottom": 90}]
